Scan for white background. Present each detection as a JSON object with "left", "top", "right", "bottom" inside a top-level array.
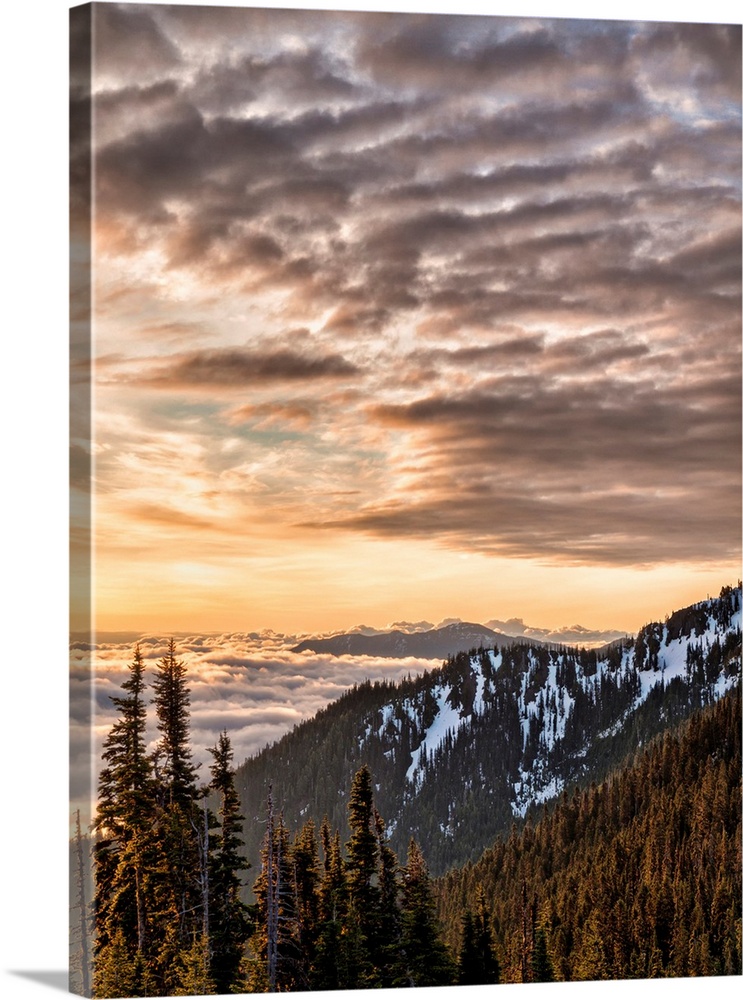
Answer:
[{"left": 1, "top": 1, "right": 740, "bottom": 998}]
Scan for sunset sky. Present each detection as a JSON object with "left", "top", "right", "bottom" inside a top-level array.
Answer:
[{"left": 72, "top": 2, "right": 742, "bottom": 636}]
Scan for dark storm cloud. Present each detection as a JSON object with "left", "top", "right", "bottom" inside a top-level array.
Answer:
[
  {"left": 93, "top": 2, "right": 182, "bottom": 79},
  {"left": 631, "top": 22, "right": 742, "bottom": 103},
  {"left": 355, "top": 15, "right": 631, "bottom": 92},
  {"left": 144, "top": 347, "right": 360, "bottom": 388},
  {"left": 93, "top": 7, "right": 741, "bottom": 568},
  {"left": 311, "top": 368, "right": 742, "bottom": 565}
]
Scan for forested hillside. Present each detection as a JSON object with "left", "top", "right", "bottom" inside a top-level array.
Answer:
[
  {"left": 436, "top": 685, "right": 742, "bottom": 981},
  {"left": 235, "top": 585, "right": 741, "bottom": 875},
  {"left": 80, "top": 638, "right": 456, "bottom": 995},
  {"left": 78, "top": 586, "right": 741, "bottom": 996}
]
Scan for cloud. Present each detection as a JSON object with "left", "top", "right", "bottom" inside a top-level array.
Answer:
[
  {"left": 72, "top": 635, "right": 439, "bottom": 817},
  {"left": 226, "top": 401, "right": 316, "bottom": 430},
  {"left": 87, "top": 8, "right": 740, "bottom": 592},
  {"left": 143, "top": 347, "right": 360, "bottom": 389},
  {"left": 304, "top": 363, "right": 740, "bottom": 565},
  {"left": 355, "top": 15, "right": 631, "bottom": 95},
  {"left": 93, "top": 3, "right": 182, "bottom": 82}
]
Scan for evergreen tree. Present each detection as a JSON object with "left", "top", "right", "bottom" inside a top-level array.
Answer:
[
  {"left": 458, "top": 910, "right": 478, "bottom": 983},
  {"left": 345, "top": 764, "right": 380, "bottom": 911},
  {"left": 531, "top": 925, "right": 555, "bottom": 983},
  {"left": 373, "top": 807, "right": 402, "bottom": 986},
  {"left": 399, "top": 838, "right": 455, "bottom": 986},
  {"left": 174, "top": 934, "right": 216, "bottom": 996},
  {"left": 92, "top": 646, "right": 154, "bottom": 965},
  {"left": 458, "top": 884, "right": 500, "bottom": 984},
  {"left": 207, "top": 730, "right": 252, "bottom": 994},
  {"left": 289, "top": 820, "right": 322, "bottom": 989},
  {"left": 148, "top": 638, "right": 203, "bottom": 979},
  {"left": 251, "top": 793, "right": 303, "bottom": 992},
  {"left": 93, "top": 927, "right": 138, "bottom": 999},
  {"left": 343, "top": 763, "right": 382, "bottom": 985},
  {"left": 313, "top": 823, "right": 347, "bottom": 990},
  {"left": 152, "top": 638, "right": 198, "bottom": 809}
]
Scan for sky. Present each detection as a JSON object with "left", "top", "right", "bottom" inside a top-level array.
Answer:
[{"left": 71, "top": 2, "right": 741, "bottom": 640}]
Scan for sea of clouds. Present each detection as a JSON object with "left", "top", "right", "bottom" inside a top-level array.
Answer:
[
  {"left": 69, "top": 616, "right": 628, "bottom": 828},
  {"left": 70, "top": 629, "right": 440, "bottom": 826}
]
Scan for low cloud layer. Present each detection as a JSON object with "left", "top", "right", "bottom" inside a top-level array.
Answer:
[
  {"left": 70, "top": 632, "right": 439, "bottom": 823},
  {"left": 70, "top": 611, "right": 632, "bottom": 824}
]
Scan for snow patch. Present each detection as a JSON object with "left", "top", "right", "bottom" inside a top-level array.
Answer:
[{"left": 406, "top": 684, "right": 466, "bottom": 786}]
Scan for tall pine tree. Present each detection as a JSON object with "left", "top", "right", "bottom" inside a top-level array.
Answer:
[
  {"left": 399, "top": 838, "right": 455, "bottom": 987},
  {"left": 152, "top": 638, "right": 198, "bottom": 809},
  {"left": 343, "top": 764, "right": 384, "bottom": 986},
  {"left": 207, "top": 730, "right": 251, "bottom": 994},
  {"left": 149, "top": 639, "right": 203, "bottom": 991},
  {"left": 92, "top": 645, "right": 154, "bottom": 995},
  {"left": 458, "top": 884, "right": 500, "bottom": 984},
  {"left": 313, "top": 821, "right": 348, "bottom": 990}
]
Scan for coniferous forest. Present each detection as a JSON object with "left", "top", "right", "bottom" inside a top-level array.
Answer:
[
  {"left": 73, "top": 592, "right": 742, "bottom": 997},
  {"left": 84, "top": 640, "right": 455, "bottom": 997},
  {"left": 436, "top": 686, "right": 742, "bottom": 982}
]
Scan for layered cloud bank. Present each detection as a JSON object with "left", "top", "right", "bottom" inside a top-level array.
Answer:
[
  {"left": 70, "top": 6, "right": 741, "bottom": 633},
  {"left": 70, "top": 631, "right": 439, "bottom": 824},
  {"left": 70, "top": 611, "right": 630, "bottom": 823}
]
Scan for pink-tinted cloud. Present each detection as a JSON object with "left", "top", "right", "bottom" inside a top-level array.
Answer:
[{"left": 88, "top": 6, "right": 740, "bottom": 574}]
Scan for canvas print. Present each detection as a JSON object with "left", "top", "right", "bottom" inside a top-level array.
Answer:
[{"left": 69, "top": 2, "right": 742, "bottom": 997}]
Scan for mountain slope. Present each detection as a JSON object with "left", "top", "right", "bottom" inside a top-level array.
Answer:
[
  {"left": 235, "top": 585, "right": 741, "bottom": 877},
  {"left": 435, "top": 685, "right": 742, "bottom": 980}
]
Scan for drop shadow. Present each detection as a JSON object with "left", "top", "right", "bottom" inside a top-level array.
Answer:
[{"left": 9, "top": 971, "right": 70, "bottom": 993}]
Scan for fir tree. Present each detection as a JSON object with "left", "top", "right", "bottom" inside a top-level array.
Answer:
[
  {"left": 252, "top": 793, "right": 302, "bottom": 992},
  {"left": 148, "top": 638, "right": 203, "bottom": 975},
  {"left": 289, "top": 820, "right": 322, "bottom": 989},
  {"left": 399, "top": 838, "right": 455, "bottom": 986},
  {"left": 373, "top": 807, "right": 402, "bottom": 987},
  {"left": 458, "top": 884, "right": 500, "bottom": 985},
  {"left": 92, "top": 646, "right": 153, "bottom": 963},
  {"left": 207, "top": 731, "right": 251, "bottom": 994},
  {"left": 313, "top": 822, "right": 347, "bottom": 990},
  {"left": 93, "top": 927, "right": 138, "bottom": 999},
  {"left": 152, "top": 638, "right": 198, "bottom": 809},
  {"left": 345, "top": 764, "right": 380, "bottom": 910},
  {"left": 531, "top": 924, "right": 555, "bottom": 983},
  {"left": 343, "top": 763, "right": 381, "bottom": 985},
  {"left": 174, "top": 934, "right": 216, "bottom": 996}
]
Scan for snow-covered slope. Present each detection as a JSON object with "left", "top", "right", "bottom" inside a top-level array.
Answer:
[
  {"left": 362, "top": 588, "right": 740, "bottom": 826},
  {"left": 236, "top": 585, "right": 741, "bottom": 875}
]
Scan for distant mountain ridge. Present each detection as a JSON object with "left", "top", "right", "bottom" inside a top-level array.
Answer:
[
  {"left": 292, "top": 621, "right": 518, "bottom": 658},
  {"left": 236, "top": 585, "right": 741, "bottom": 878},
  {"left": 292, "top": 618, "right": 628, "bottom": 657}
]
